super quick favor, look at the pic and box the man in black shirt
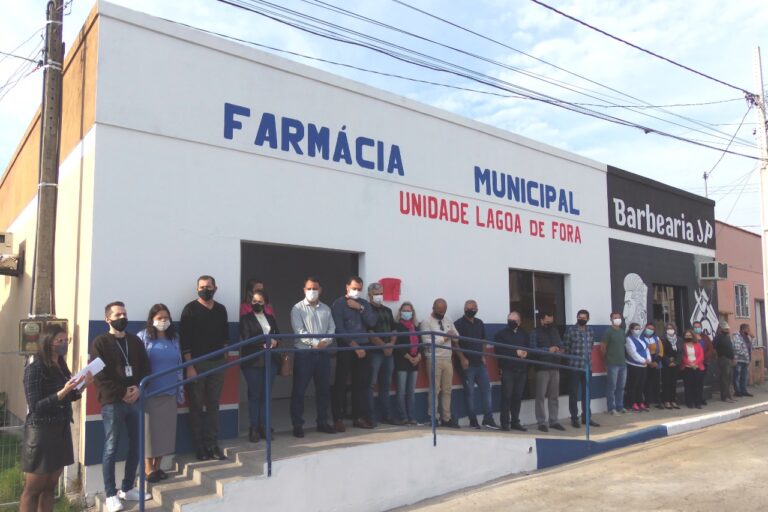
[455,300,499,430]
[180,275,229,460]
[493,311,530,431]
[713,321,736,403]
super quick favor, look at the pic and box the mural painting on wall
[623,273,648,327]
[690,288,718,336]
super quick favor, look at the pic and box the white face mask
[347,289,360,299]
[632,329,642,337]
[400,311,413,321]
[305,290,319,302]
[666,329,675,336]
[153,319,171,332]
[372,294,384,304]
[612,318,622,326]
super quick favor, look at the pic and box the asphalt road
[403,412,768,512]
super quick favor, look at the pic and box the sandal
[671,402,681,409]
[146,471,161,483]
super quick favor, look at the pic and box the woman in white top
[239,291,280,443]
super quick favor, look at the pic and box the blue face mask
[644,329,655,337]
[632,329,642,338]
[401,311,413,321]
[693,327,703,335]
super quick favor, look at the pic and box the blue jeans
[462,365,493,421]
[369,352,394,421]
[606,365,627,412]
[395,370,417,421]
[241,365,276,428]
[290,350,331,427]
[733,362,749,395]
[101,402,140,497]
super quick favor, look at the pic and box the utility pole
[30,0,63,319]
[20,0,66,353]
[754,47,768,346]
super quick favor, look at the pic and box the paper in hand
[74,357,106,390]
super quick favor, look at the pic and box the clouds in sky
[1,0,766,230]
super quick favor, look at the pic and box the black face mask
[577,319,588,327]
[433,312,445,320]
[110,318,128,332]
[508,320,519,330]
[465,310,477,318]
[252,303,264,314]
[198,289,215,301]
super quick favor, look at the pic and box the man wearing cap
[713,321,736,403]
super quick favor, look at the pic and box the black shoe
[538,424,549,433]
[469,417,481,429]
[570,418,581,428]
[744,392,754,397]
[440,418,460,429]
[293,425,305,438]
[501,424,510,432]
[510,423,527,432]
[316,423,336,434]
[550,423,566,431]
[734,392,743,397]
[482,418,501,430]
[209,446,226,460]
[701,400,708,406]
[157,470,169,480]
[248,427,260,443]
[195,447,210,461]
[146,471,161,483]
[582,418,600,427]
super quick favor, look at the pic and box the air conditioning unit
[0,232,11,255]
[699,261,728,280]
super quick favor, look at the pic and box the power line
[0,50,42,64]
[702,107,753,183]
[390,0,756,146]
[529,0,755,98]
[212,0,760,160]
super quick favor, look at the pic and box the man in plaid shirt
[562,309,600,428]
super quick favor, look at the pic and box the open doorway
[238,241,359,431]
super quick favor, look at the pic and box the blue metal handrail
[136,329,594,509]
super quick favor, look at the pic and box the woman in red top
[680,329,704,409]
[394,302,422,425]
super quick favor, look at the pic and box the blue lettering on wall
[223,102,405,176]
[473,166,580,216]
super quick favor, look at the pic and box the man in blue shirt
[454,300,499,430]
[331,276,379,430]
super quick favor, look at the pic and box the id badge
[125,365,133,377]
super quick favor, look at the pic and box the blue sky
[1,0,766,232]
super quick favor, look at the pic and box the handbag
[280,353,293,376]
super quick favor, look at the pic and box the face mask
[305,290,319,302]
[632,329,642,337]
[400,311,413,321]
[465,310,477,318]
[644,329,655,337]
[198,289,215,301]
[684,337,693,342]
[693,327,703,334]
[577,319,588,326]
[612,318,622,326]
[372,294,384,304]
[347,289,360,299]
[666,329,675,336]
[153,319,171,332]
[54,343,68,357]
[110,317,128,332]
[433,312,445,320]
[252,303,264,314]
[508,320,519,330]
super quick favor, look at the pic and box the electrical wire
[529,0,755,98]
[214,0,760,160]
[702,108,753,182]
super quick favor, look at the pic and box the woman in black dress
[20,325,92,512]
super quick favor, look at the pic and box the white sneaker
[105,495,124,512]
[118,488,152,501]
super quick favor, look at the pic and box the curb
[535,400,768,470]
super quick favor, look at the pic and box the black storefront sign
[607,166,716,249]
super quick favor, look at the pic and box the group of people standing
[19,272,759,512]
[602,314,756,415]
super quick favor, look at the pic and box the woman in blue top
[137,304,184,483]
[625,323,651,412]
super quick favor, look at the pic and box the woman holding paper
[137,304,184,483]
[21,324,92,512]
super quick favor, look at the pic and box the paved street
[403,412,768,511]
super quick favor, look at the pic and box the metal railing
[137,331,590,510]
